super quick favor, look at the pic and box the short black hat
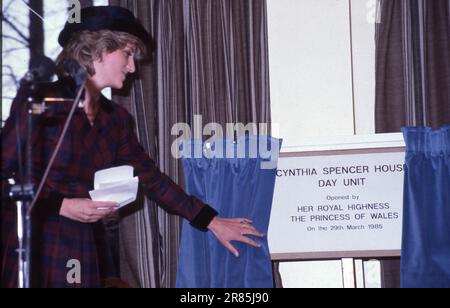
[58,6,151,48]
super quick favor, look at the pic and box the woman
[1,6,262,288]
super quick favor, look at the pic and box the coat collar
[59,78,115,115]
[98,95,114,114]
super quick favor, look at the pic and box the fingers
[226,235,262,258]
[239,236,262,248]
[61,198,120,223]
[231,218,253,225]
[241,218,253,224]
[237,221,264,249]
[83,209,112,223]
[240,225,264,237]
[90,201,120,210]
[236,219,264,238]
[224,242,239,258]
[211,216,266,257]
[83,201,118,223]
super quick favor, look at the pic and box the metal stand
[11,194,33,288]
[8,69,86,288]
[341,258,357,288]
[9,94,36,288]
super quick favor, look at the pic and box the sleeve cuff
[190,203,218,232]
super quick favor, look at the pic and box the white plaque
[269,148,405,260]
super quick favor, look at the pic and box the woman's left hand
[207,216,264,257]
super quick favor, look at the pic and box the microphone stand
[9,75,40,289]
[10,71,86,288]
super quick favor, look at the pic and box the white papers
[89,165,139,208]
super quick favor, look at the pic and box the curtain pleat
[375,0,450,288]
[110,0,271,288]
[375,0,450,133]
[401,125,450,288]
[183,0,271,127]
[176,137,281,288]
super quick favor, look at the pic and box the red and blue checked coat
[1,80,217,288]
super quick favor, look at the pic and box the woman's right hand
[59,198,119,223]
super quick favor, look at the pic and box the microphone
[24,59,88,115]
[25,55,56,83]
[63,59,88,89]
[15,55,56,114]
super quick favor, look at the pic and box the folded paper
[89,165,139,208]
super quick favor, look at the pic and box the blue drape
[401,125,450,288]
[176,136,281,288]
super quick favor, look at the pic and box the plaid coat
[1,80,217,288]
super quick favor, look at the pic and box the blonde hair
[56,30,147,77]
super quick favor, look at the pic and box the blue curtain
[401,125,450,288]
[176,136,281,288]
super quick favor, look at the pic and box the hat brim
[58,16,151,49]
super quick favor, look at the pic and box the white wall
[267,0,379,288]
[268,0,376,144]
[268,0,355,146]
[351,0,377,134]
